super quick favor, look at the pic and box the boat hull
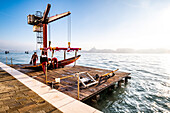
[23,55,81,70]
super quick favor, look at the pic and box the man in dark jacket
[31,52,38,65]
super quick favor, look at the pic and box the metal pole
[74,50,77,67]
[11,58,12,65]
[51,50,54,58]
[45,63,47,84]
[6,57,7,64]
[64,50,66,60]
[48,12,51,47]
[43,24,47,55]
[77,73,80,100]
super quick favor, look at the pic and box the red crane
[27,4,81,68]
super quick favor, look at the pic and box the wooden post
[11,58,12,65]
[77,73,80,100]
[6,57,7,64]
[118,81,121,87]
[74,50,77,67]
[118,80,124,87]
[125,76,131,84]
[64,50,66,60]
[125,77,128,84]
[45,63,47,84]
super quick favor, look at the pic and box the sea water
[0,52,169,113]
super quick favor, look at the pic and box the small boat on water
[25,51,29,54]
[5,51,9,54]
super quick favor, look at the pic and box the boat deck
[11,64,131,101]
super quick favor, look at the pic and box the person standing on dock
[40,51,48,74]
[31,52,38,65]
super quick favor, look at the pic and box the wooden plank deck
[1,62,102,113]
[11,64,131,101]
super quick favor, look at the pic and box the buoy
[51,57,58,69]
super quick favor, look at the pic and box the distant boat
[5,51,9,54]
[25,51,29,54]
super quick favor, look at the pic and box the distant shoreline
[1,47,170,54]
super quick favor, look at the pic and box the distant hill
[81,47,115,53]
[81,47,170,54]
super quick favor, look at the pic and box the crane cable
[68,15,71,48]
[48,12,54,58]
[48,12,51,47]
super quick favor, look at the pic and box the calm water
[0,52,169,113]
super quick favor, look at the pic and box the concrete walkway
[0,68,61,113]
[0,62,102,113]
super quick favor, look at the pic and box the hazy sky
[0,0,170,51]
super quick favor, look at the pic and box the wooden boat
[22,55,81,70]
[58,55,81,67]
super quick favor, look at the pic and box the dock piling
[118,80,124,87]
[125,77,128,83]
[118,81,121,87]
[125,76,131,84]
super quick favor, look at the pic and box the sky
[0,0,170,51]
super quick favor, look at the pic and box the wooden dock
[11,64,131,101]
[0,62,102,113]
